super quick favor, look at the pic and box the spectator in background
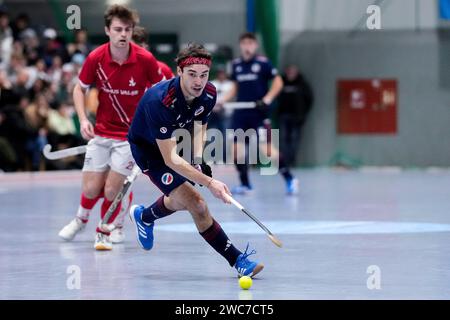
[276,65,313,167]
[24,93,49,170]
[0,117,17,172]
[0,8,13,71]
[8,51,39,91]
[54,62,77,103]
[0,93,36,171]
[11,13,31,41]
[42,28,68,66]
[21,28,41,65]
[7,52,26,84]
[35,58,50,82]
[48,55,63,85]
[0,68,17,171]
[67,28,92,57]
[70,52,85,76]
[48,101,76,137]
[47,101,84,170]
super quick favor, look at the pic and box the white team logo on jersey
[160,127,167,134]
[251,63,261,73]
[129,77,136,87]
[194,106,204,116]
[236,66,242,73]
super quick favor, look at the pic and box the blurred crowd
[0,9,92,172]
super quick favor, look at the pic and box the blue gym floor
[1,167,450,299]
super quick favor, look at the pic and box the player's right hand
[207,179,232,204]
[80,119,95,140]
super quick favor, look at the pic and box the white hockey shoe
[94,232,113,251]
[58,218,86,241]
[110,227,125,244]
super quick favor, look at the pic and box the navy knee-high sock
[279,156,293,181]
[235,163,250,187]
[142,196,175,224]
[200,219,242,266]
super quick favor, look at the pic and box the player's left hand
[255,100,270,113]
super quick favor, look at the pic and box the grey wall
[282,30,450,167]
[280,0,439,33]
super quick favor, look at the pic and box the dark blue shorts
[231,110,265,131]
[129,141,189,196]
[231,110,272,144]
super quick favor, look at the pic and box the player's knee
[187,195,208,216]
[82,184,102,199]
[103,185,119,201]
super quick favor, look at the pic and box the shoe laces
[240,243,257,263]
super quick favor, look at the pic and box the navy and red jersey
[78,42,164,140]
[230,54,278,102]
[128,76,216,164]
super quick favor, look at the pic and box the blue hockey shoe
[129,204,154,251]
[234,243,264,277]
[286,177,299,195]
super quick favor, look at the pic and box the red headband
[178,57,211,69]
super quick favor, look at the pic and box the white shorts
[82,136,135,176]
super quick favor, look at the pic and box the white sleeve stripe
[79,79,91,89]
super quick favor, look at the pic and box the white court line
[157,220,450,235]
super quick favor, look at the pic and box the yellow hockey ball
[239,276,252,290]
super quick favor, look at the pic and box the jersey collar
[240,54,256,64]
[106,42,138,66]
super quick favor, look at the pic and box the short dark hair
[132,26,148,45]
[175,43,212,69]
[104,5,139,28]
[239,32,257,42]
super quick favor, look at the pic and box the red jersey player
[58,5,164,250]
[105,25,175,231]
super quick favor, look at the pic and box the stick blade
[268,234,283,248]
[42,144,54,159]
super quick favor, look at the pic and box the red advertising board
[337,79,397,134]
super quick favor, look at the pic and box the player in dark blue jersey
[128,43,264,278]
[219,32,298,195]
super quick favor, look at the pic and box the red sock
[77,191,104,223]
[96,198,122,234]
[80,190,104,209]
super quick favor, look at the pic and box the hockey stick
[43,144,87,160]
[223,102,256,110]
[99,165,141,232]
[226,195,283,248]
